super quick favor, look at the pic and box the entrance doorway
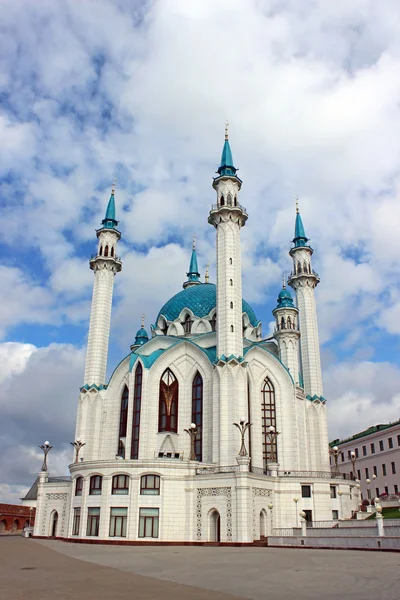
[259,509,268,538]
[51,511,58,537]
[209,510,221,542]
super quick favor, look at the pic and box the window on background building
[365,467,369,479]
[303,510,312,522]
[89,475,102,495]
[347,450,351,460]
[72,508,80,535]
[158,368,178,433]
[109,508,127,537]
[384,486,389,495]
[118,385,129,440]
[391,462,396,475]
[330,486,337,499]
[340,452,344,462]
[373,465,377,476]
[376,487,380,497]
[117,439,125,459]
[355,448,359,458]
[371,443,375,454]
[112,475,129,495]
[362,446,367,456]
[75,476,83,496]
[131,363,143,460]
[388,438,393,449]
[379,440,384,452]
[397,434,400,446]
[332,510,339,520]
[301,485,311,498]
[262,378,277,466]
[192,372,203,461]
[140,475,160,495]
[357,469,361,480]
[394,485,399,494]
[138,508,159,538]
[382,464,387,476]
[86,508,100,536]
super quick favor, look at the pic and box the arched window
[112,474,129,495]
[287,316,292,329]
[119,385,129,439]
[104,245,109,257]
[261,378,277,467]
[192,372,203,461]
[159,369,178,433]
[75,476,83,496]
[227,193,232,206]
[234,196,237,206]
[99,246,103,256]
[230,325,234,332]
[140,474,160,495]
[230,302,233,309]
[184,314,193,334]
[117,439,125,459]
[229,258,233,264]
[230,279,233,286]
[111,246,115,257]
[89,475,102,495]
[210,314,217,332]
[303,261,307,272]
[280,316,285,329]
[220,195,225,206]
[297,261,301,273]
[131,363,143,459]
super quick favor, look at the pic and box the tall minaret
[84,182,122,387]
[272,276,300,384]
[208,124,248,359]
[287,202,323,397]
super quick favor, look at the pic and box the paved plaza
[1,537,400,600]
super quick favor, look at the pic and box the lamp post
[338,490,343,519]
[366,478,371,501]
[233,418,252,457]
[329,445,340,476]
[293,498,299,527]
[70,439,86,463]
[29,506,34,528]
[299,510,307,536]
[350,450,357,480]
[266,425,280,463]
[267,503,274,533]
[39,441,53,472]
[184,423,201,461]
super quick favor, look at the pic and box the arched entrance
[209,510,221,542]
[11,519,19,533]
[260,510,268,539]
[0,519,6,533]
[50,511,58,537]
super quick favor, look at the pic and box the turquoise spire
[134,315,149,346]
[292,198,309,247]
[183,235,201,288]
[101,179,118,229]
[275,275,295,309]
[217,121,238,177]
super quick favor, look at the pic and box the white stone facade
[33,136,357,543]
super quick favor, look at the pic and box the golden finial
[225,120,229,140]
[111,177,117,195]
[192,233,196,250]
[141,314,145,328]
[205,261,210,284]
[282,274,286,289]
[295,196,299,214]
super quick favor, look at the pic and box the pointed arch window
[99,246,103,256]
[220,195,225,206]
[210,314,217,332]
[192,372,203,461]
[111,247,115,257]
[131,363,143,459]
[261,378,277,467]
[159,369,178,433]
[119,386,129,438]
[227,193,232,206]
[184,314,193,334]
[104,245,109,257]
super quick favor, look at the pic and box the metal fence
[47,476,71,483]
[196,465,239,475]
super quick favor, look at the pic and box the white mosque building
[33,129,357,543]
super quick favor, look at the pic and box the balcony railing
[196,465,239,475]
[90,254,121,261]
[278,470,352,480]
[210,203,247,213]
[48,476,72,483]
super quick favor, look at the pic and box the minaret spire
[183,235,201,289]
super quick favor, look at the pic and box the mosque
[33,128,356,543]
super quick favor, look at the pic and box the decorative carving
[252,488,272,539]
[41,493,68,536]
[196,487,232,542]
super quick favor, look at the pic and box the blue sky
[1,0,400,501]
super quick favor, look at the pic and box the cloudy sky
[1,0,400,502]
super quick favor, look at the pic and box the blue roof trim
[102,192,118,229]
[306,394,327,403]
[156,283,259,327]
[80,383,108,392]
[129,340,218,372]
[293,211,309,247]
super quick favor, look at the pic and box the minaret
[208,124,248,358]
[183,235,201,289]
[287,201,323,397]
[272,276,300,384]
[83,181,122,387]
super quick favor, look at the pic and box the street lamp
[267,503,274,533]
[293,498,299,526]
[29,506,34,528]
[184,423,201,461]
[338,490,343,519]
[39,441,53,472]
[233,418,252,457]
[266,425,280,463]
[70,439,86,463]
[366,478,371,500]
[350,450,357,479]
[329,446,340,476]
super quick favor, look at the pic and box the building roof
[21,476,39,501]
[275,286,295,309]
[293,210,309,248]
[330,418,400,446]
[156,282,259,327]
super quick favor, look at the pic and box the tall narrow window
[99,246,103,256]
[229,258,233,264]
[86,508,100,536]
[192,372,203,461]
[72,508,81,536]
[111,246,115,257]
[75,476,83,496]
[230,302,233,309]
[184,314,193,334]
[104,245,109,257]
[89,475,102,495]
[211,314,217,331]
[138,508,159,538]
[109,508,127,537]
[261,378,277,467]
[230,279,233,286]
[159,369,178,432]
[119,386,129,438]
[220,195,225,206]
[131,363,143,459]
[117,439,125,458]
[230,325,234,332]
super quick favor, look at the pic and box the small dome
[134,326,149,346]
[156,283,259,327]
[276,287,295,309]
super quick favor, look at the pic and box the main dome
[156,283,259,327]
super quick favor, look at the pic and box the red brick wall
[0,504,35,533]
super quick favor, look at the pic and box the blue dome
[134,326,149,346]
[276,287,295,309]
[156,283,259,327]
